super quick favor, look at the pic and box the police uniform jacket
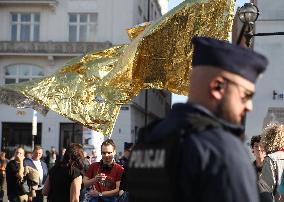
[146,103,259,202]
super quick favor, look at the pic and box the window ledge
[0,41,113,56]
[0,0,58,9]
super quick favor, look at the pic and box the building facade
[0,0,170,157]
[245,0,284,138]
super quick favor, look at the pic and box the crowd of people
[6,35,284,202]
[5,145,59,202]
[250,124,284,202]
[2,139,131,202]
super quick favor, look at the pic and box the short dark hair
[250,135,261,148]
[33,145,43,152]
[101,139,116,151]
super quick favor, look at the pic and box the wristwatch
[98,192,103,197]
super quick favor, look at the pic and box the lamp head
[238,3,259,24]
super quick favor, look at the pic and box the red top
[85,162,124,192]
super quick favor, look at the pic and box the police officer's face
[217,77,255,125]
[101,144,116,165]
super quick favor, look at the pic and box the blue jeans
[117,192,128,202]
[90,196,117,202]
[80,187,88,202]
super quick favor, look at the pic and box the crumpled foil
[0,0,235,135]
[127,22,150,41]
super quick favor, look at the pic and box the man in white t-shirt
[24,146,48,202]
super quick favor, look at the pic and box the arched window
[4,64,44,84]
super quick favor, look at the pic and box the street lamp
[237,3,284,47]
[237,3,259,47]
[144,0,151,127]
[238,3,259,24]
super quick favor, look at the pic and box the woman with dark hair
[42,143,84,202]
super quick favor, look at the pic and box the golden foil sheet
[127,22,150,41]
[0,0,235,135]
[261,123,284,153]
[104,0,235,102]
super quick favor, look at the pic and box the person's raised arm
[83,175,97,188]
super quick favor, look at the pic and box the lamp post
[32,110,37,151]
[144,0,151,127]
[237,3,284,47]
[237,3,259,47]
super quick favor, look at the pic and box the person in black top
[6,146,25,202]
[250,135,266,176]
[59,147,66,161]
[128,37,268,202]
[118,142,133,168]
[42,143,84,202]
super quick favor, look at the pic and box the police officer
[128,37,268,202]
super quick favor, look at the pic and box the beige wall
[245,0,284,138]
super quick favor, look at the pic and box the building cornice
[0,41,112,56]
[0,0,58,9]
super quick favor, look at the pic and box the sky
[169,0,249,104]
[168,0,249,11]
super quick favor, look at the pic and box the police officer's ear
[210,77,226,100]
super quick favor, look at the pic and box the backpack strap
[272,159,278,196]
[266,156,279,196]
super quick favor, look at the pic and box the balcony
[0,0,57,9]
[0,41,113,56]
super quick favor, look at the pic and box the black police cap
[192,37,268,83]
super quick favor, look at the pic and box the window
[2,123,42,158]
[69,13,97,42]
[4,64,44,84]
[121,106,129,110]
[11,13,40,41]
[60,123,82,150]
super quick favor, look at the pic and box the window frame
[4,64,44,84]
[11,12,40,41]
[68,13,98,42]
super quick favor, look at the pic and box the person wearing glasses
[127,37,268,202]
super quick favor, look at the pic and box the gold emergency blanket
[0,0,235,135]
